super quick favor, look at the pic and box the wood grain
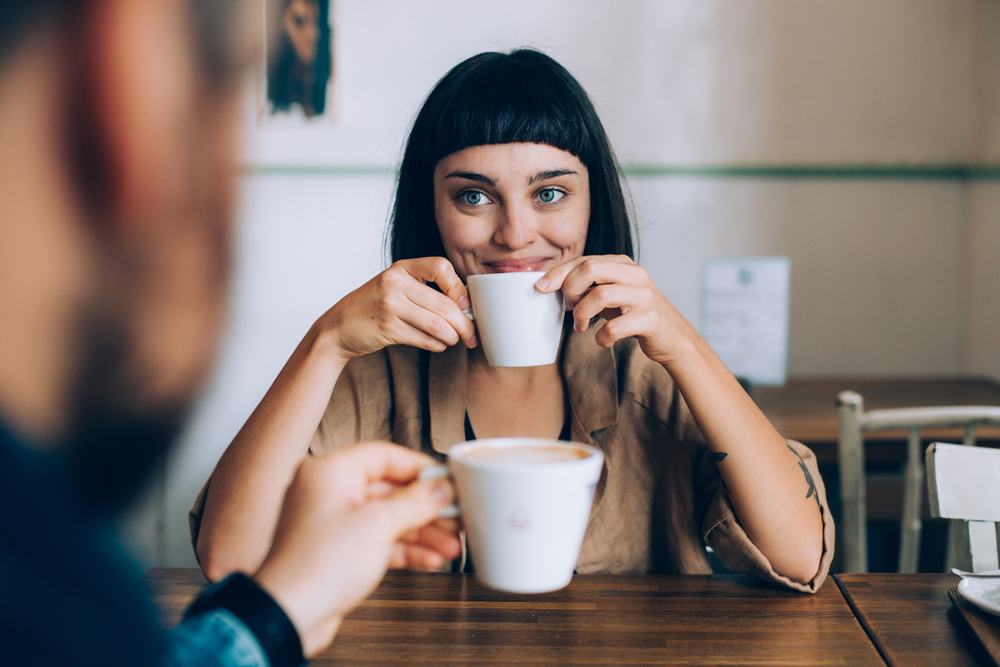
[949,587,1000,665]
[144,568,882,665]
[835,573,996,667]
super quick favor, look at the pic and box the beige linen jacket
[191,325,834,593]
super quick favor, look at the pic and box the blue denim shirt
[164,610,271,667]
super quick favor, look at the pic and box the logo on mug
[508,509,532,531]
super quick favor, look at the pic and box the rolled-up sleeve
[699,439,835,594]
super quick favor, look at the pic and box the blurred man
[0,0,459,664]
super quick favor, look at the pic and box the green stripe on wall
[623,164,1000,180]
[242,163,1000,180]
[243,165,394,176]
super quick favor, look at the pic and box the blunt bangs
[419,51,595,171]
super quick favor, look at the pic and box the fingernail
[535,277,549,291]
[418,465,449,480]
[467,335,478,348]
[458,294,470,308]
[575,319,585,333]
[432,480,453,504]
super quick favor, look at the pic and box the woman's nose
[493,204,537,249]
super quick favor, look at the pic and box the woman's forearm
[197,321,348,580]
[663,333,824,585]
[195,258,475,581]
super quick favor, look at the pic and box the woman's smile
[483,256,553,273]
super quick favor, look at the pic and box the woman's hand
[321,257,477,363]
[535,255,698,367]
[540,256,824,585]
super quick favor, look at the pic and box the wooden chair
[837,391,1000,573]
[927,443,1000,573]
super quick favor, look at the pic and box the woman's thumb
[377,477,455,537]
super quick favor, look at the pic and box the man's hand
[252,443,460,657]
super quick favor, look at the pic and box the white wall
[965,183,1000,379]
[249,0,982,167]
[632,177,968,376]
[976,0,1000,163]
[964,0,1000,380]
[118,0,1000,569]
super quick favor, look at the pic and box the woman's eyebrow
[444,171,497,187]
[528,169,578,184]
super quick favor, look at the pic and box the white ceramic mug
[421,438,603,594]
[464,271,564,367]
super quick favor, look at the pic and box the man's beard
[64,272,196,514]
[65,375,189,515]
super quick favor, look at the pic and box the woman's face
[283,0,320,66]
[433,143,590,280]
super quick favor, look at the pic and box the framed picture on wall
[254,0,336,126]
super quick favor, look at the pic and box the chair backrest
[837,391,1000,573]
[927,443,1000,573]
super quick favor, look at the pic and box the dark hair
[388,49,634,264]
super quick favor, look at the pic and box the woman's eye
[538,188,565,204]
[461,191,490,206]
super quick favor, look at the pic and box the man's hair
[388,49,636,265]
[0,0,241,84]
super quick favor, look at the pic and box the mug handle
[418,464,459,518]
[462,305,475,321]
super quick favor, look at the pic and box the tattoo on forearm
[786,444,820,505]
[712,452,728,462]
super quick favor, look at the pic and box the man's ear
[83,0,197,226]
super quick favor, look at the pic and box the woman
[193,49,832,592]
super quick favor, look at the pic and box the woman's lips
[485,257,552,273]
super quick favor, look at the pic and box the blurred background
[120,0,1000,571]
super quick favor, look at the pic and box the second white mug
[422,438,604,594]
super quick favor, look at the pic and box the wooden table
[755,377,1000,464]
[835,573,997,666]
[144,568,883,665]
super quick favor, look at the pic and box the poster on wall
[253,0,335,127]
[700,257,790,387]
[242,0,340,167]
[265,0,333,120]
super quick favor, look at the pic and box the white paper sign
[700,257,790,386]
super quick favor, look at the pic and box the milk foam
[458,444,589,464]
